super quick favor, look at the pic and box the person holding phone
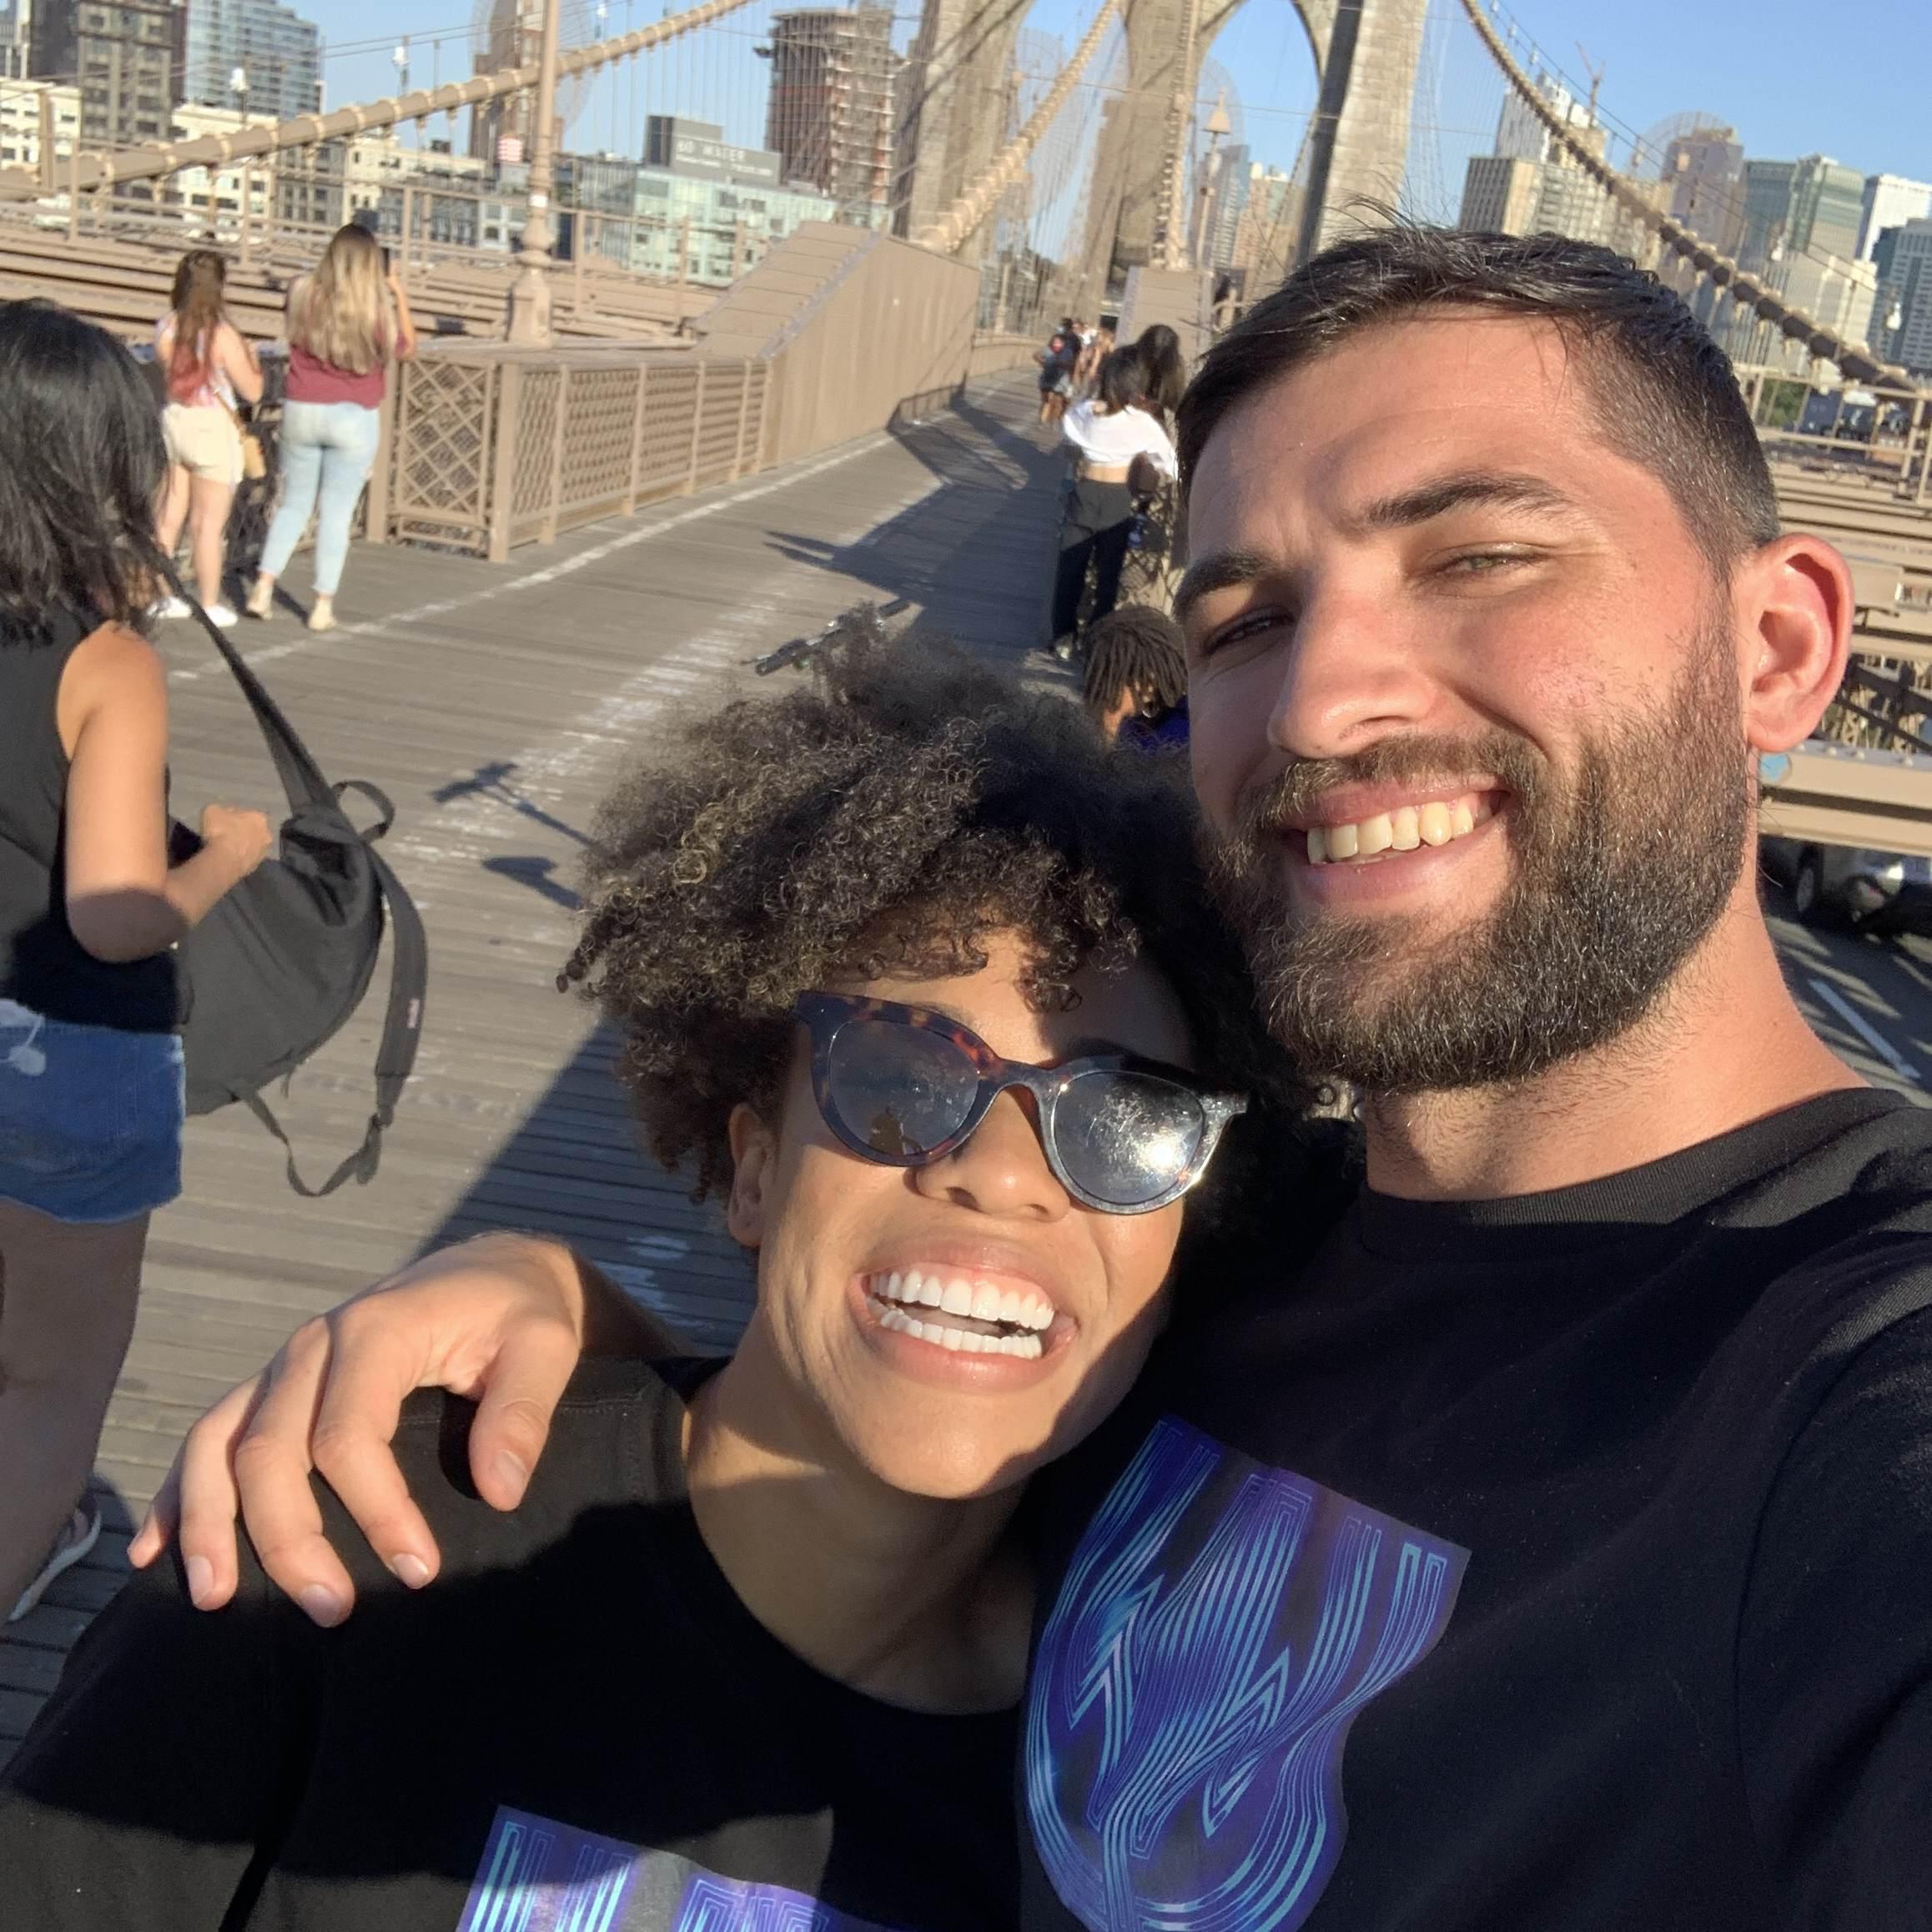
[245,224,417,635]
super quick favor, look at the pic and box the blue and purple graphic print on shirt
[1027,1417,1469,1931]
[457,1808,903,1932]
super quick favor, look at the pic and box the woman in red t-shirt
[245,225,416,635]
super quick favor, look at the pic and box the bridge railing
[385,342,768,560]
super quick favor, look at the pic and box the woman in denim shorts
[0,299,272,1623]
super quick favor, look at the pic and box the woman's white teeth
[865,1268,1054,1359]
[874,1304,1044,1358]
[1306,795,1490,867]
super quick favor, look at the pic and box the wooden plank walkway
[0,373,1070,1759]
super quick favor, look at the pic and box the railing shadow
[762,385,1062,651]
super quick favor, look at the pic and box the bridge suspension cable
[1458,0,1913,389]
[0,0,762,204]
[914,0,1121,258]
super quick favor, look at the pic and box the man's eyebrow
[1350,470,1582,532]
[1174,475,1581,626]
[1174,549,1280,626]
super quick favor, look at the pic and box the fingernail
[184,1556,214,1607]
[492,1451,529,1502]
[388,1552,430,1589]
[298,1584,345,1628]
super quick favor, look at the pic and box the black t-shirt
[1019,1089,1932,1930]
[1,1358,1019,1931]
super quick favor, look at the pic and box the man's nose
[1266,585,1435,762]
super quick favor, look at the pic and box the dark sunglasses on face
[793,993,1248,1215]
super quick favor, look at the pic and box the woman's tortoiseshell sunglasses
[793,994,1247,1215]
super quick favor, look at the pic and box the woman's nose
[912,1089,1068,1220]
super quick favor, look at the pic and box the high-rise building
[1789,153,1864,259]
[1728,245,1880,374]
[762,5,898,220]
[1739,159,1794,268]
[30,0,184,152]
[1225,162,1296,293]
[1,0,31,79]
[1859,174,1932,263]
[1459,153,1542,234]
[1661,125,1744,256]
[0,73,78,171]
[1875,218,1932,375]
[183,0,319,123]
[1195,139,1248,272]
[1493,69,1594,164]
[470,0,548,165]
[1742,154,1864,269]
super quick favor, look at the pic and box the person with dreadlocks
[3,627,1318,1932]
[1081,603,1189,751]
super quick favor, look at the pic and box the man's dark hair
[1178,226,1782,571]
[0,299,166,635]
[561,621,1310,1216]
[1084,604,1187,721]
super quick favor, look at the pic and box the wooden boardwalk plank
[0,375,1068,1750]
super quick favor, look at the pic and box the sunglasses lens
[1053,1071,1207,1207]
[825,1019,979,1159]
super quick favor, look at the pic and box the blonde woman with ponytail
[246,224,416,634]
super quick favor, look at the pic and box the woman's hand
[128,1235,630,1625]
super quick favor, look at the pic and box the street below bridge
[3,370,1926,1761]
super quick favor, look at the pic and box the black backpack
[171,588,428,1195]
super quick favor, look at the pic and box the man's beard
[1205,612,1753,1093]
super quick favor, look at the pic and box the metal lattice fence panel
[559,365,643,521]
[511,365,566,535]
[637,361,703,501]
[390,355,496,551]
[692,362,747,488]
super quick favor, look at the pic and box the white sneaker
[153,596,192,621]
[204,602,240,629]
[8,1503,102,1623]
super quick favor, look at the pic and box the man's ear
[725,1102,777,1250]
[1735,534,1853,754]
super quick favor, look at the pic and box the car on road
[1760,837,1932,936]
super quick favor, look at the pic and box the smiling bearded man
[65,228,1932,1932]
[1206,590,1751,1089]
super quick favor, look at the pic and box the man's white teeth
[1306,795,1490,867]
[864,1270,1055,1359]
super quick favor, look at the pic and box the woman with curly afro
[4,626,1321,1932]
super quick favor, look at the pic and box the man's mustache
[1230,732,1546,838]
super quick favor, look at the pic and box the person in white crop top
[1049,350,1177,657]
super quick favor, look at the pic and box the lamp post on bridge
[507,0,564,346]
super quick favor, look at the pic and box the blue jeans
[259,400,383,596]
[0,1003,184,1222]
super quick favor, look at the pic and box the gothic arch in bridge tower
[1100,0,1431,281]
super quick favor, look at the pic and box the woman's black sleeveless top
[0,606,180,1032]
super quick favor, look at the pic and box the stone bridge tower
[897,0,1431,284]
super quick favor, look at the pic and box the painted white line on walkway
[1808,977,1923,1084]
[171,429,902,687]
[388,485,947,892]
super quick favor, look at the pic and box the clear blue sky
[309,0,1929,200]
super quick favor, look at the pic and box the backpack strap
[174,582,430,1195]
[241,843,427,1197]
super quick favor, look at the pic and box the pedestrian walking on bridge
[0,299,270,1626]
[246,225,416,635]
[153,249,261,628]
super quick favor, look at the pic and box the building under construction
[763,5,898,222]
